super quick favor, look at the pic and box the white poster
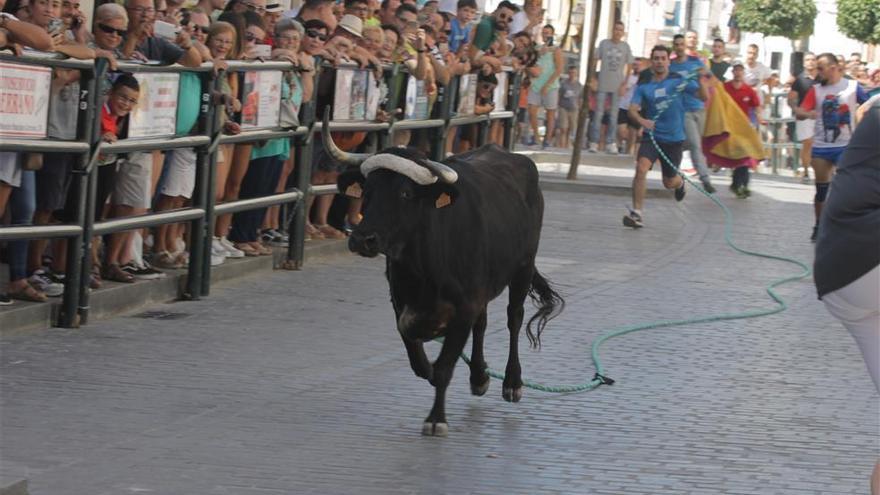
[128,72,180,138]
[404,77,429,120]
[0,62,52,138]
[334,68,379,121]
[458,74,476,115]
[493,71,508,111]
[241,71,283,129]
[365,72,381,121]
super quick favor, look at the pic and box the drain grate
[131,311,191,320]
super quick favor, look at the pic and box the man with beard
[468,0,517,72]
[794,52,869,241]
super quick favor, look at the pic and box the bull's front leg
[401,335,433,381]
[468,308,490,396]
[422,322,470,437]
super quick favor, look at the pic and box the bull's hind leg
[423,318,472,437]
[503,264,534,402]
[469,308,490,396]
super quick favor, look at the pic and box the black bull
[325,127,564,436]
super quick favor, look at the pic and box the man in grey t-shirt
[589,21,632,154]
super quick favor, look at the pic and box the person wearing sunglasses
[180,7,210,45]
[292,0,337,32]
[468,0,517,73]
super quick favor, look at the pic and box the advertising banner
[128,72,180,138]
[0,62,52,138]
[241,70,283,129]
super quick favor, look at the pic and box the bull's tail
[525,270,565,348]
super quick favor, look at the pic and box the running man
[794,52,869,241]
[624,44,709,228]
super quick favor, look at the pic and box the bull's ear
[427,183,459,209]
[337,168,365,198]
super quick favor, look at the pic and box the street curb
[0,240,354,336]
[0,480,28,495]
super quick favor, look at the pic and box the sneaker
[0,293,12,306]
[674,183,686,202]
[810,226,818,242]
[622,209,643,229]
[218,237,245,258]
[261,229,288,246]
[588,143,598,153]
[211,239,228,265]
[211,253,225,266]
[701,180,716,194]
[525,136,537,146]
[122,261,166,280]
[28,269,64,297]
[605,143,618,154]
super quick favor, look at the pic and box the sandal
[316,224,346,240]
[249,242,272,256]
[103,263,135,283]
[8,284,48,303]
[305,224,325,241]
[234,243,259,257]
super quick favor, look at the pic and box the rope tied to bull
[451,70,812,394]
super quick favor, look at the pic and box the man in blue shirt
[669,33,716,194]
[624,44,709,228]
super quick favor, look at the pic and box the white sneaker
[219,237,245,258]
[211,253,225,266]
[28,270,64,297]
[587,143,598,153]
[211,239,228,265]
[606,143,618,154]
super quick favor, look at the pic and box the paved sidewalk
[1,175,877,494]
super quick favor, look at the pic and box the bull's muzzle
[348,230,380,258]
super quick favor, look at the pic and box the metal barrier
[0,52,520,328]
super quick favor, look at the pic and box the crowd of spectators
[1,0,879,306]
[0,0,567,305]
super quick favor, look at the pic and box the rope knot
[593,373,615,386]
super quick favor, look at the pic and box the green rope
[455,71,812,394]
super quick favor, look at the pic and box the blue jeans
[589,91,619,145]
[8,170,36,281]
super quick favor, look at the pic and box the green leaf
[836,0,880,44]
[735,0,817,39]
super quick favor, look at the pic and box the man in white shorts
[789,52,817,181]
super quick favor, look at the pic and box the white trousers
[822,264,880,392]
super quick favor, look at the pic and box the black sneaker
[810,226,818,242]
[0,293,12,306]
[623,210,643,228]
[674,183,686,202]
[122,261,166,280]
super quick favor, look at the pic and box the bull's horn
[423,159,459,184]
[321,107,370,166]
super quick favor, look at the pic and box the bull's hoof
[470,377,490,396]
[502,386,523,403]
[421,421,449,437]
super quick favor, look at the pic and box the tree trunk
[567,0,603,180]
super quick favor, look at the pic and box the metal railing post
[185,69,218,299]
[58,59,103,327]
[503,71,521,151]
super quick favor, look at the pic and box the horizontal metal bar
[764,117,796,124]
[449,115,489,127]
[217,128,308,145]
[223,60,297,72]
[390,119,445,131]
[101,136,211,154]
[213,190,303,215]
[309,184,338,196]
[114,61,215,74]
[0,139,91,154]
[488,111,515,120]
[0,224,82,241]
[1,51,96,70]
[92,209,205,236]
[312,121,390,133]
[762,142,802,149]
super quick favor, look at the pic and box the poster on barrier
[493,71,508,111]
[334,67,378,121]
[404,77,429,120]
[128,72,180,138]
[0,62,52,138]
[458,73,476,115]
[241,70,283,129]
[365,72,381,121]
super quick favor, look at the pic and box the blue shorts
[812,146,846,164]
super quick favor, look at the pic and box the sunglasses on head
[306,29,327,41]
[192,25,209,34]
[97,23,126,36]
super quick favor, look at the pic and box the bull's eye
[400,189,414,201]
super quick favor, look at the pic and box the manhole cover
[131,311,191,320]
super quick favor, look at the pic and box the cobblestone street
[1,174,877,494]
